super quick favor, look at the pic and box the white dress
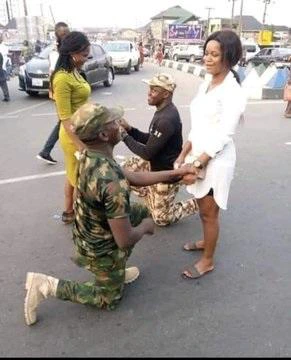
[185,71,246,210]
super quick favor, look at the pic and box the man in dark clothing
[36,22,70,164]
[0,52,10,102]
[120,73,198,226]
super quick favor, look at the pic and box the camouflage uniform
[122,156,198,227]
[56,150,149,310]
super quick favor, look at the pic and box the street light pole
[229,0,237,28]
[205,7,214,38]
[262,0,271,27]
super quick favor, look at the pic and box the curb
[151,58,287,100]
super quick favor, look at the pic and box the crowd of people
[22,27,249,326]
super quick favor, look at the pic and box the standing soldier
[119,73,198,226]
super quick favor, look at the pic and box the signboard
[167,24,202,41]
[258,30,273,46]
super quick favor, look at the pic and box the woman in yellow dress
[51,31,91,223]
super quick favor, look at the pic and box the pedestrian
[138,41,144,68]
[175,30,246,279]
[284,61,291,118]
[50,31,91,224]
[119,73,198,226]
[0,51,10,102]
[24,102,196,326]
[36,22,70,165]
[155,44,164,66]
[21,40,33,63]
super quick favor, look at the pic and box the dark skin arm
[108,217,155,249]
[122,164,196,187]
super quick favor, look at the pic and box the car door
[92,44,108,82]
[82,46,99,85]
[130,42,139,65]
[251,49,267,65]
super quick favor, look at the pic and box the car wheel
[189,55,196,63]
[134,61,140,72]
[103,68,114,87]
[173,54,178,61]
[125,60,131,74]
[26,90,39,96]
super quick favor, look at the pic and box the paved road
[0,62,290,357]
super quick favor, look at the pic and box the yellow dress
[53,70,91,186]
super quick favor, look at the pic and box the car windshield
[38,45,54,59]
[277,48,291,56]
[104,42,130,52]
[243,45,257,52]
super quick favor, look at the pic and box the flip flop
[181,265,214,280]
[183,242,204,252]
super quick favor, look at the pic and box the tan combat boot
[24,272,59,326]
[124,267,140,284]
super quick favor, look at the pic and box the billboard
[168,24,202,41]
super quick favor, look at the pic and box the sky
[26,0,291,29]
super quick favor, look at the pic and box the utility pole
[22,0,29,41]
[49,5,55,25]
[9,0,13,18]
[238,0,244,38]
[5,0,11,22]
[262,0,271,27]
[205,7,214,38]
[229,0,237,28]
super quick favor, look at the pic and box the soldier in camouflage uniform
[120,73,198,227]
[24,103,197,326]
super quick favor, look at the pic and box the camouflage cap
[72,103,124,142]
[142,73,176,92]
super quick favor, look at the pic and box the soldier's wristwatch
[193,160,203,169]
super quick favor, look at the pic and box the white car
[171,44,204,63]
[104,40,140,74]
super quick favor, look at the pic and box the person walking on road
[37,22,70,164]
[24,102,196,326]
[138,42,144,68]
[175,30,246,280]
[284,60,291,118]
[50,31,91,224]
[0,51,10,102]
[119,73,198,226]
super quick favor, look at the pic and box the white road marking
[247,100,284,105]
[0,171,65,186]
[0,115,19,119]
[3,101,48,116]
[32,112,57,117]
[285,142,291,145]
[124,108,136,111]
[101,92,112,96]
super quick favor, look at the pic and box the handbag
[283,84,291,102]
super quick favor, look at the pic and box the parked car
[103,40,140,74]
[18,43,115,96]
[170,44,204,63]
[246,47,291,68]
[239,43,260,66]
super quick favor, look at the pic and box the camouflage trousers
[56,203,149,310]
[122,156,199,227]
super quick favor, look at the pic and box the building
[150,5,199,42]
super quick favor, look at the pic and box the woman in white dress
[175,30,246,279]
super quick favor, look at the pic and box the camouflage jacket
[73,150,131,258]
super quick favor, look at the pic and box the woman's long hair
[50,31,90,89]
[204,30,242,85]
